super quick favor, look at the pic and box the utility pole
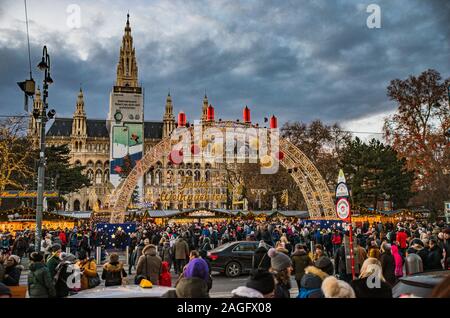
[34,45,55,252]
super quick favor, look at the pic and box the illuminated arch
[106,121,335,223]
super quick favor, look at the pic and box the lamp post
[34,45,55,252]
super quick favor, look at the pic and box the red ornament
[178,112,186,127]
[270,115,278,129]
[113,166,122,173]
[243,106,251,123]
[275,151,284,160]
[207,104,215,121]
[191,144,201,155]
[168,149,183,164]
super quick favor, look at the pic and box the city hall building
[28,15,227,212]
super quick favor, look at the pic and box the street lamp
[34,45,56,252]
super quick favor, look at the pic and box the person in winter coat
[46,244,62,279]
[396,228,408,256]
[58,231,67,250]
[350,258,392,298]
[231,269,275,298]
[368,241,381,259]
[321,276,355,298]
[28,252,56,298]
[268,248,292,298]
[12,235,28,258]
[379,243,396,286]
[391,243,404,279]
[252,241,271,271]
[166,257,210,298]
[134,238,149,264]
[297,265,329,298]
[159,261,172,287]
[173,237,190,275]
[200,237,212,254]
[291,244,312,289]
[334,243,350,282]
[159,241,173,270]
[54,253,77,297]
[407,239,429,269]
[76,251,98,290]
[102,253,127,287]
[427,239,443,270]
[2,255,24,286]
[136,244,162,285]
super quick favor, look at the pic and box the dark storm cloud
[0,0,449,127]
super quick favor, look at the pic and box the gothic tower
[163,92,176,138]
[202,93,209,121]
[115,14,138,87]
[28,87,44,148]
[71,88,87,153]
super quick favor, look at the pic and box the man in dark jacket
[46,244,62,279]
[379,243,396,286]
[427,239,443,270]
[291,244,312,289]
[252,241,271,271]
[28,252,56,298]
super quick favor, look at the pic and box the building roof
[144,121,163,139]
[46,118,163,139]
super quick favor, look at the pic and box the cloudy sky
[0,0,448,139]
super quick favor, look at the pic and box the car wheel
[225,261,241,277]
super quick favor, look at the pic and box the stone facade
[28,15,226,212]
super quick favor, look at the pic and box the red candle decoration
[207,104,215,121]
[178,111,186,127]
[243,106,251,123]
[275,151,284,160]
[270,115,278,129]
[191,144,201,155]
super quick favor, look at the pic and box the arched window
[95,169,102,184]
[103,169,110,183]
[155,170,162,185]
[194,170,201,181]
[87,169,94,181]
[73,200,80,211]
[85,200,91,211]
[205,170,211,181]
[87,161,94,169]
[96,161,102,170]
[74,160,82,167]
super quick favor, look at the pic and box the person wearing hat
[252,240,271,271]
[54,253,77,297]
[46,243,62,278]
[169,257,210,298]
[136,244,162,285]
[28,252,56,298]
[101,253,127,287]
[231,269,275,298]
[2,254,24,286]
[291,244,313,289]
[321,276,355,298]
[268,247,292,298]
[407,238,429,269]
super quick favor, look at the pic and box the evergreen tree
[340,138,415,210]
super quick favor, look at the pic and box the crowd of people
[0,217,449,298]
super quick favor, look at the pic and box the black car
[206,241,264,277]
